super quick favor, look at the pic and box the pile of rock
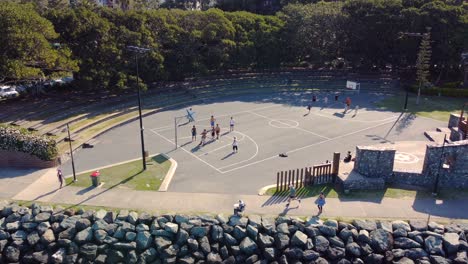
[1,201,467,263]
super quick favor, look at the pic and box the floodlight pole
[66,123,76,182]
[127,45,151,171]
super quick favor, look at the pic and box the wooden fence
[275,152,340,191]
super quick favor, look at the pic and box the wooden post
[332,152,340,182]
[288,170,291,187]
[276,172,279,192]
[300,168,304,188]
[280,172,284,191]
[295,169,300,188]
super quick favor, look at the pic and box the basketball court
[61,90,445,194]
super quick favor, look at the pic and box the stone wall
[389,171,433,188]
[0,150,57,169]
[422,140,468,189]
[1,201,467,264]
[354,146,395,179]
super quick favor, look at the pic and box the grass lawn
[265,184,468,200]
[65,154,171,191]
[377,93,468,121]
[376,92,465,122]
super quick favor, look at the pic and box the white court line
[150,104,280,131]
[248,111,331,140]
[220,117,399,174]
[150,129,223,173]
[197,132,246,157]
[217,131,259,170]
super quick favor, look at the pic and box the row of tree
[0,0,467,91]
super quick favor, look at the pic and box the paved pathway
[10,168,468,221]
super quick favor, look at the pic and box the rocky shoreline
[0,202,467,263]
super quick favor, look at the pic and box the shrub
[0,124,58,161]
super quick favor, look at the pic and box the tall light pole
[66,123,76,182]
[400,27,431,105]
[127,45,150,171]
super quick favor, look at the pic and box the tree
[415,27,432,104]
[0,2,77,83]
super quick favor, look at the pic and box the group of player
[189,113,238,153]
[306,93,359,116]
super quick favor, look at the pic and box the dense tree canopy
[0,0,467,90]
[0,2,77,83]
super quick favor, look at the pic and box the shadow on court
[221,152,236,160]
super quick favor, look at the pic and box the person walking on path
[210,115,216,127]
[323,96,328,105]
[191,125,197,141]
[232,136,238,153]
[316,192,326,214]
[229,117,235,132]
[306,104,312,114]
[286,184,301,208]
[199,129,207,146]
[57,169,63,189]
[215,124,221,139]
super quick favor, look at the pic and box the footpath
[9,168,468,221]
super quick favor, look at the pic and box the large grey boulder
[404,248,428,259]
[75,227,93,244]
[425,235,445,256]
[327,246,346,260]
[128,211,138,224]
[76,218,91,231]
[264,247,277,261]
[319,225,336,237]
[232,226,247,241]
[207,252,222,263]
[165,222,179,234]
[95,229,108,243]
[409,220,427,231]
[276,223,289,234]
[154,236,172,252]
[246,225,258,240]
[393,220,411,232]
[430,255,452,264]
[176,229,189,246]
[199,236,211,254]
[211,225,224,242]
[314,235,330,252]
[190,226,209,238]
[59,227,76,240]
[258,233,274,248]
[32,251,49,263]
[370,229,393,253]
[228,215,248,227]
[394,237,421,249]
[248,215,262,228]
[5,246,20,262]
[223,233,238,246]
[187,238,198,251]
[41,229,55,244]
[291,230,308,247]
[11,230,27,240]
[274,233,290,250]
[353,220,377,231]
[27,231,40,246]
[80,243,98,260]
[240,237,258,255]
[328,236,345,248]
[136,231,152,250]
[34,212,51,222]
[346,242,361,257]
[443,233,459,255]
[140,248,157,262]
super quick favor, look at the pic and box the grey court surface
[61,91,445,194]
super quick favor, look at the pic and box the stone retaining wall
[1,201,467,264]
[0,150,57,169]
[354,146,395,179]
[389,171,433,188]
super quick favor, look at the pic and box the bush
[407,85,468,98]
[0,124,58,161]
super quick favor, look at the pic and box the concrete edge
[257,184,277,196]
[62,153,161,178]
[158,153,178,192]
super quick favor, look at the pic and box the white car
[0,86,19,98]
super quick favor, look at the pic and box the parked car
[0,86,19,98]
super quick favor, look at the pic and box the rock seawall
[1,202,467,264]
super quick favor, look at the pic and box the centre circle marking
[269,119,299,129]
[394,152,419,164]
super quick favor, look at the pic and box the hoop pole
[174,117,178,149]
